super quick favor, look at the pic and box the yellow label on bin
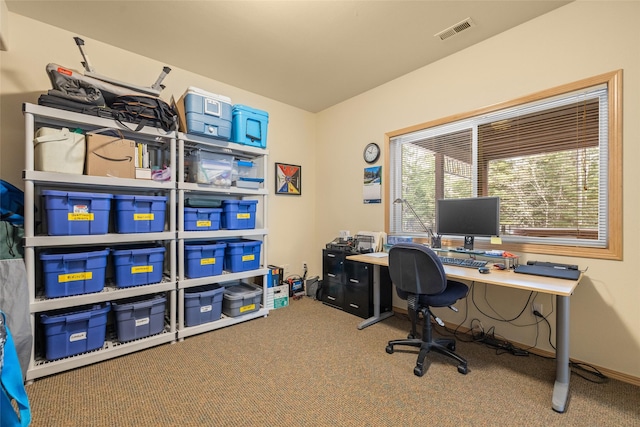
[236,213,251,219]
[240,304,256,313]
[196,220,211,227]
[241,254,255,262]
[59,271,93,283]
[131,265,153,274]
[134,213,154,221]
[201,258,216,265]
[68,213,94,221]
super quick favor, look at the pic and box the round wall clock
[363,142,380,164]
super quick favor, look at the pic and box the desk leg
[358,264,393,330]
[552,295,571,413]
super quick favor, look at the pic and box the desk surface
[346,253,581,297]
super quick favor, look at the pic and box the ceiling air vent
[434,17,475,41]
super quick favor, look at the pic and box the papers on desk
[362,252,388,258]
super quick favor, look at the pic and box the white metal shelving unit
[22,103,178,381]
[176,132,269,340]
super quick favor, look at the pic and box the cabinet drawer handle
[328,254,336,258]
[349,279,359,283]
[328,273,336,278]
[327,296,336,301]
[349,303,359,309]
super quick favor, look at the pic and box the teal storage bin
[231,105,269,148]
[221,200,257,230]
[42,190,112,235]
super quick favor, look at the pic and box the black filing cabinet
[322,249,392,319]
[322,250,345,309]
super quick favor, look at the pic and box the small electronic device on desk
[326,237,357,253]
[451,247,487,255]
[514,261,581,280]
[326,235,375,254]
[483,250,519,269]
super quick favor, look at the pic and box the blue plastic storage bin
[184,207,222,231]
[184,241,227,278]
[113,194,167,233]
[112,294,166,342]
[231,105,269,148]
[224,240,262,273]
[40,248,109,298]
[184,285,224,326]
[221,200,258,230]
[112,245,166,288]
[180,87,232,140]
[40,302,110,360]
[42,190,112,235]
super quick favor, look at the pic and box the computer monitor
[436,197,500,250]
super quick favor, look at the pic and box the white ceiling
[5,0,572,112]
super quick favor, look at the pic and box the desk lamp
[393,198,441,248]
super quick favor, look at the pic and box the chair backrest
[388,243,447,296]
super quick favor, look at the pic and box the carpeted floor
[25,297,640,426]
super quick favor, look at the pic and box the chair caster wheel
[414,366,424,377]
[447,342,456,351]
[407,333,415,339]
[386,345,394,354]
[457,365,468,375]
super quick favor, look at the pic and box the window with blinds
[388,71,622,259]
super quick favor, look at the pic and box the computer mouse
[478,267,490,274]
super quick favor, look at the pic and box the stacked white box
[266,284,289,309]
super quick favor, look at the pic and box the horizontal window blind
[390,84,609,248]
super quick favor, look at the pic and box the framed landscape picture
[275,162,302,195]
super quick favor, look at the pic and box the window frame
[384,70,623,260]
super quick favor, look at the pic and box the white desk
[347,252,582,413]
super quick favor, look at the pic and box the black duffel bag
[111,94,177,132]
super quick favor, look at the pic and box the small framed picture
[275,162,302,195]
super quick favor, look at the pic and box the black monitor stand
[464,236,474,250]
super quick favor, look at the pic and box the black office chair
[385,242,469,376]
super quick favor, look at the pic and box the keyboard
[514,264,581,280]
[439,257,488,269]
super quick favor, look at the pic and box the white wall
[0,12,318,283]
[316,0,640,379]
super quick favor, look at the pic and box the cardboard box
[267,265,282,288]
[85,133,136,178]
[135,168,151,180]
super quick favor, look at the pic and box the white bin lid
[223,283,261,300]
[185,86,231,104]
